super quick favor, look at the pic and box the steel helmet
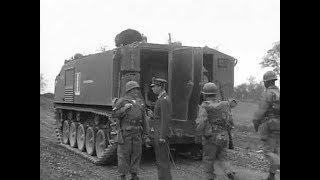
[202,82,218,95]
[125,81,140,92]
[263,71,278,82]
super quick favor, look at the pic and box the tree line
[233,41,280,102]
[233,76,265,102]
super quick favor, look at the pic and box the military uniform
[196,82,235,180]
[252,71,280,180]
[197,100,235,180]
[149,78,173,180]
[112,81,148,180]
[253,85,280,176]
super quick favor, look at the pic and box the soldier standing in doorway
[112,81,149,180]
[252,71,280,180]
[149,77,173,180]
[196,82,235,180]
[199,66,210,105]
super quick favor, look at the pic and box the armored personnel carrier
[54,40,237,165]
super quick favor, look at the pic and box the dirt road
[40,97,279,180]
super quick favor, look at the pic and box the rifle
[114,118,124,145]
[142,106,152,148]
[227,122,234,149]
[252,119,260,132]
[110,117,125,144]
[253,117,269,132]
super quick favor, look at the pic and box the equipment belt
[123,125,142,131]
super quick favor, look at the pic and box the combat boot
[262,172,275,180]
[227,172,235,180]
[130,173,139,180]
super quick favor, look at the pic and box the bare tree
[260,41,280,76]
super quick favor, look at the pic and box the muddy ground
[40,96,279,180]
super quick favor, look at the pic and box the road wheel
[85,126,96,155]
[77,124,86,151]
[62,121,70,144]
[69,122,77,147]
[95,130,109,158]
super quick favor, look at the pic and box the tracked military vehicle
[54,41,237,165]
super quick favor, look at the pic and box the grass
[232,101,259,127]
[231,101,262,151]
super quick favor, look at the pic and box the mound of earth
[41,93,54,99]
[40,94,54,111]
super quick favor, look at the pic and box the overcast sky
[40,0,280,93]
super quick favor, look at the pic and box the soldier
[252,71,280,180]
[149,77,173,180]
[196,82,235,180]
[199,66,210,105]
[112,81,149,180]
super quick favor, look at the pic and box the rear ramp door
[170,48,194,121]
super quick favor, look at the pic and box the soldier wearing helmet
[199,66,210,105]
[196,82,235,180]
[112,80,148,180]
[252,71,280,180]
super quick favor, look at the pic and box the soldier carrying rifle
[196,82,235,180]
[252,71,280,180]
[112,81,149,180]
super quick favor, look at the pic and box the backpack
[202,101,230,146]
[266,89,280,132]
[268,89,280,115]
[204,101,230,131]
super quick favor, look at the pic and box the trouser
[259,118,280,174]
[202,135,232,179]
[154,138,172,180]
[261,136,280,174]
[117,132,142,175]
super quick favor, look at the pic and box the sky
[40,0,280,93]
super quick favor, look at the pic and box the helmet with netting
[125,81,140,92]
[202,82,218,95]
[263,71,278,82]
